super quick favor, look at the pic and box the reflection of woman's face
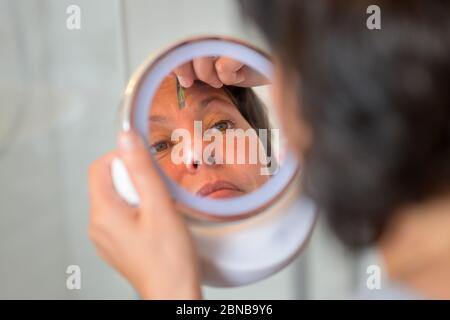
[148,75,268,199]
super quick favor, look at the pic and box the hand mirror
[112,36,317,287]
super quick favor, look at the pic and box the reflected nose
[184,146,202,173]
[184,141,218,173]
[186,158,201,173]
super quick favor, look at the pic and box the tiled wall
[0,0,358,299]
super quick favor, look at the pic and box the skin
[88,59,271,299]
[379,194,450,299]
[148,75,268,199]
[89,52,450,299]
[173,56,269,89]
[88,134,202,299]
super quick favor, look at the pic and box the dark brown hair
[238,0,450,248]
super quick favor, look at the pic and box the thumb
[117,130,170,210]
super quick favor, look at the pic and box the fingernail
[178,76,192,88]
[118,130,136,152]
[235,73,245,84]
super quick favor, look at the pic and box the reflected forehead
[149,80,236,125]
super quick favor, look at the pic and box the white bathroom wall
[0,0,133,299]
[0,0,360,299]
[120,0,307,300]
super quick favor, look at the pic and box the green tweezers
[176,77,186,109]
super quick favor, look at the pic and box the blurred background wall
[0,0,362,299]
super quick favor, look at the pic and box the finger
[231,66,271,87]
[214,57,245,85]
[192,57,223,88]
[173,62,196,88]
[117,130,171,211]
[88,151,131,211]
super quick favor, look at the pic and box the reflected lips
[196,181,243,199]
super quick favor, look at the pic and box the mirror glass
[147,56,287,199]
[128,38,298,216]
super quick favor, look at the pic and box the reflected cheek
[155,157,185,184]
[218,135,260,163]
[223,163,266,193]
[156,157,202,193]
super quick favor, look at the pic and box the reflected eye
[211,120,234,132]
[150,141,170,154]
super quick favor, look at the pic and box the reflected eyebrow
[148,114,169,123]
[148,95,233,123]
[200,95,233,109]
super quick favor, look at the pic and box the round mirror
[115,36,316,287]
[120,37,298,219]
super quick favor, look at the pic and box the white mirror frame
[119,37,299,217]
